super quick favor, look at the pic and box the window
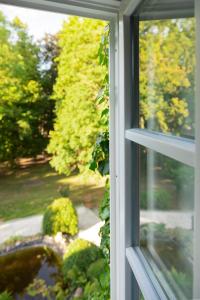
[140,146,194,299]
[124,0,200,299]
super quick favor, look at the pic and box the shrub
[83,263,110,300]
[43,198,78,236]
[154,188,172,209]
[87,259,107,280]
[141,188,172,210]
[62,239,103,287]
[0,292,13,300]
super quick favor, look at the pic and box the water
[0,246,61,299]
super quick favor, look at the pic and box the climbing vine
[89,24,110,298]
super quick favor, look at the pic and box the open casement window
[122,0,200,299]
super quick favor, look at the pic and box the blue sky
[0,4,68,40]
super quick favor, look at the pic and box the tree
[47,17,107,175]
[140,18,195,137]
[0,12,55,164]
[39,33,60,96]
[139,19,195,197]
[38,34,60,139]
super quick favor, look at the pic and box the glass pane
[140,146,194,299]
[139,17,195,138]
[140,291,145,300]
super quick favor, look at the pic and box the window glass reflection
[139,18,195,138]
[140,146,194,299]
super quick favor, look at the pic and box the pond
[0,246,61,299]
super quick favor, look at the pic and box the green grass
[0,162,105,221]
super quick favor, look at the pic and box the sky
[0,4,68,40]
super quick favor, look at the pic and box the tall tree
[38,34,60,139]
[0,12,55,164]
[47,17,106,175]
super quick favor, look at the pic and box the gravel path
[0,206,102,245]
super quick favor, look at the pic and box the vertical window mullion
[131,15,140,247]
[130,15,140,299]
[194,0,200,298]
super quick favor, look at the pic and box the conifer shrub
[62,239,103,286]
[43,198,78,236]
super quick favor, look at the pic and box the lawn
[0,158,105,221]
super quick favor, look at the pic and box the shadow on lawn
[0,158,105,221]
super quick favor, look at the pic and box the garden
[0,8,110,300]
[0,195,110,300]
[0,5,196,300]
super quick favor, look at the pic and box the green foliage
[83,260,110,300]
[87,258,107,280]
[0,162,103,221]
[140,19,195,136]
[90,132,109,176]
[89,24,110,262]
[89,25,110,300]
[0,12,54,163]
[40,33,59,97]
[89,26,109,177]
[141,188,172,210]
[0,292,13,300]
[26,278,67,300]
[170,267,192,297]
[26,255,109,300]
[42,197,78,236]
[47,17,107,175]
[27,278,52,300]
[99,182,110,262]
[62,239,103,282]
[140,223,169,246]
[62,239,103,296]
[140,223,193,258]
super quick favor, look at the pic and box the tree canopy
[140,18,195,138]
[0,12,195,173]
[47,17,107,175]
[0,12,55,164]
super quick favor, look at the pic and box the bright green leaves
[0,11,55,163]
[89,131,109,177]
[47,17,107,175]
[89,24,110,299]
[99,182,110,262]
[139,18,195,136]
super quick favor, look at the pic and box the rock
[54,232,63,243]
[73,287,83,298]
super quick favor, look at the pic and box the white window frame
[117,1,200,299]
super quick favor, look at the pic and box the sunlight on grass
[0,162,105,221]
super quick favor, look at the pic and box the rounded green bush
[87,258,107,280]
[62,239,103,284]
[42,198,78,236]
